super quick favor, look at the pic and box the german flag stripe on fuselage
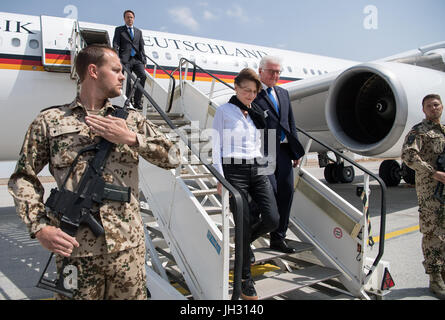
[44,49,71,65]
[0,53,44,71]
[0,53,299,85]
[144,64,298,84]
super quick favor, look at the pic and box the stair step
[167,136,210,144]
[256,265,342,300]
[254,241,314,263]
[229,241,314,268]
[180,173,214,180]
[145,224,164,239]
[286,239,315,252]
[203,206,222,215]
[146,112,184,119]
[160,127,192,133]
[150,119,191,126]
[191,188,218,196]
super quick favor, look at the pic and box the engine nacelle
[326,62,445,157]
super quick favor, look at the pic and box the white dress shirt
[212,102,263,177]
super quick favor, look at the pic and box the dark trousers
[223,162,279,279]
[268,143,294,242]
[124,57,147,108]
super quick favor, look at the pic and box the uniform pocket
[426,132,445,154]
[49,125,82,168]
[432,137,445,154]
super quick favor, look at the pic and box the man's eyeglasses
[264,69,282,75]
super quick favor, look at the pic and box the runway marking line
[372,225,420,243]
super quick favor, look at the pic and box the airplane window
[287,66,292,73]
[252,62,258,69]
[165,52,172,60]
[29,39,39,49]
[310,69,315,75]
[324,71,328,74]
[152,51,159,59]
[318,70,322,75]
[202,57,207,64]
[242,61,248,67]
[11,38,21,47]
[303,68,308,74]
[233,61,239,67]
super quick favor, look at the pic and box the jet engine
[326,62,445,185]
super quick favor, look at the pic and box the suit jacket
[254,86,305,160]
[112,25,146,65]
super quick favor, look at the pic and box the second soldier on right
[401,94,445,299]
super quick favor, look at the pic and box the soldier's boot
[429,273,445,299]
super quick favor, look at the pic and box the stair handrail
[122,64,244,300]
[179,57,235,90]
[165,58,235,113]
[125,42,177,113]
[295,126,387,281]
[171,59,387,284]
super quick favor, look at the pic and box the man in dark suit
[254,56,305,253]
[112,10,147,109]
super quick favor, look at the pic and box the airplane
[1,11,445,187]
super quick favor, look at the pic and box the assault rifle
[36,79,140,298]
[434,148,445,204]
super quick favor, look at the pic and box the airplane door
[40,15,75,72]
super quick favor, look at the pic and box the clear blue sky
[2,0,445,61]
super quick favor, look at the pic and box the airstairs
[121,58,392,300]
[46,16,392,300]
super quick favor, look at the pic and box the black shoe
[249,246,255,265]
[270,240,295,254]
[241,278,258,300]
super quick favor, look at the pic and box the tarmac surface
[0,158,439,300]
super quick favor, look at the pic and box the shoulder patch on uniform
[40,105,62,113]
[407,134,416,145]
[412,122,423,130]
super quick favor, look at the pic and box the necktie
[266,87,279,115]
[128,27,135,57]
[267,88,285,142]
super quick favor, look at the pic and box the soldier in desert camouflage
[8,44,179,299]
[401,94,445,299]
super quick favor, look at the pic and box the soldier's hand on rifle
[35,226,80,257]
[85,114,138,146]
[433,170,445,184]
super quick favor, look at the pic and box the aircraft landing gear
[323,163,355,184]
[320,152,355,184]
[378,159,415,187]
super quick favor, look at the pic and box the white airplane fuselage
[1,11,445,166]
[0,12,358,162]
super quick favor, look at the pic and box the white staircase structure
[126,58,392,300]
[43,18,393,300]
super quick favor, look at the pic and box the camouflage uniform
[401,119,445,274]
[8,97,179,299]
